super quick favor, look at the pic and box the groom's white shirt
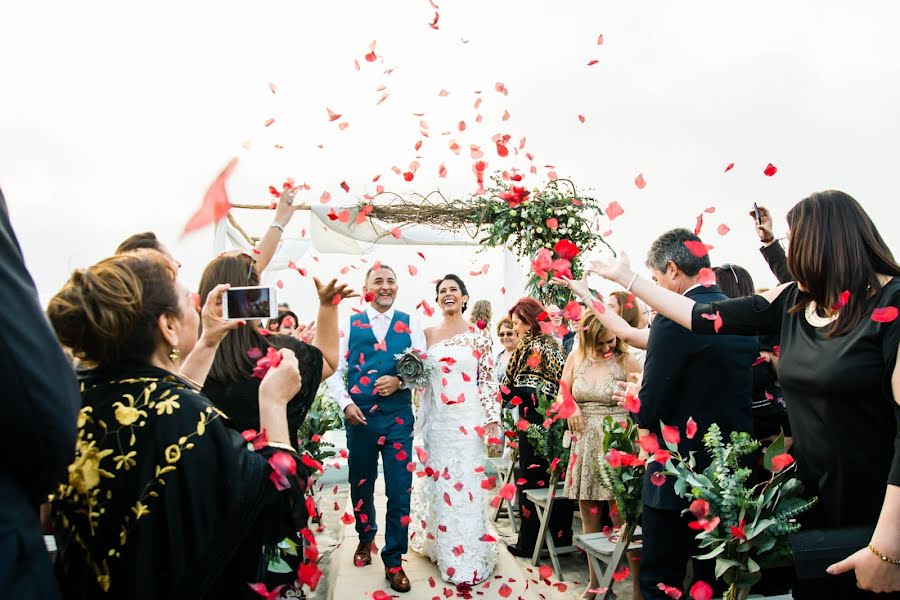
[325,306,427,411]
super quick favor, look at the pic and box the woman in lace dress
[562,312,642,599]
[410,274,501,585]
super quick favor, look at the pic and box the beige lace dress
[563,356,627,501]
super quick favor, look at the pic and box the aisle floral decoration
[359,172,613,306]
[593,415,647,525]
[296,385,343,465]
[522,385,572,477]
[664,425,817,600]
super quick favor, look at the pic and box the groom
[326,264,426,593]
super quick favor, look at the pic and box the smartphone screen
[226,287,274,319]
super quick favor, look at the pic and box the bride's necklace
[805,301,839,328]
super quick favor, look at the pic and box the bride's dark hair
[435,274,469,312]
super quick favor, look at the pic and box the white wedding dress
[409,330,501,585]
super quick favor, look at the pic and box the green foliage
[477,175,612,307]
[521,384,571,475]
[297,384,343,464]
[593,415,646,525]
[665,426,817,597]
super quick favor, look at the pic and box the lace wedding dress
[409,331,501,585]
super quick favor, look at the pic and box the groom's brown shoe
[385,566,411,593]
[353,541,373,567]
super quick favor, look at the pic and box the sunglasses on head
[719,263,738,284]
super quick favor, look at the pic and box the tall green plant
[522,384,571,476]
[297,385,343,464]
[593,415,646,525]
[664,425,817,599]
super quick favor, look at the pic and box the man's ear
[666,260,679,280]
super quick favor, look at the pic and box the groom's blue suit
[344,310,414,568]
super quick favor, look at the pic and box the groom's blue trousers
[345,402,414,568]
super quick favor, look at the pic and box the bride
[409,273,501,585]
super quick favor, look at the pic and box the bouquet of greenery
[296,385,343,465]
[664,425,817,600]
[593,415,647,525]
[522,385,572,476]
[394,347,437,390]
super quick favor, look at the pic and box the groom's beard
[374,295,395,308]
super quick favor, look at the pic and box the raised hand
[314,277,359,306]
[292,320,316,343]
[198,283,241,346]
[550,274,591,300]
[272,187,303,228]
[750,205,776,244]
[259,349,302,407]
[587,252,633,285]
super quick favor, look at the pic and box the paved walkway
[326,479,548,600]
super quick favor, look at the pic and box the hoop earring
[168,347,180,363]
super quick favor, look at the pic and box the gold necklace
[804,301,838,327]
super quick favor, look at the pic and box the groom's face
[365,267,398,309]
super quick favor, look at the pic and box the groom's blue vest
[347,311,412,412]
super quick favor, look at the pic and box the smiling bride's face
[437,278,468,317]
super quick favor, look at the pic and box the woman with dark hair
[47,250,311,599]
[409,274,500,584]
[199,252,354,450]
[198,253,354,595]
[713,264,791,445]
[501,297,574,558]
[587,191,900,598]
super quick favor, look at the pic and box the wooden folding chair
[488,448,518,533]
[526,472,578,580]
[574,523,642,599]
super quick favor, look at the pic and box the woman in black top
[47,250,311,599]
[198,252,355,450]
[501,297,574,558]
[586,191,900,598]
[198,252,354,594]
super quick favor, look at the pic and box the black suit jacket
[0,188,80,598]
[636,285,756,510]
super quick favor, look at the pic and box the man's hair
[116,231,163,255]
[363,263,397,285]
[645,228,710,276]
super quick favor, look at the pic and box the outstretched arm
[311,277,358,379]
[254,188,304,275]
[550,275,650,349]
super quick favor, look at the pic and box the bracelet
[270,222,285,233]
[267,441,296,452]
[625,273,639,292]
[868,544,900,566]
[177,372,204,391]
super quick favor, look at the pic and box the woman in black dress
[502,297,574,558]
[586,191,900,598]
[197,252,354,593]
[47,250,312,599]
[198,252,354,451]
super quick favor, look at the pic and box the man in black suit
[633,228,756,598]
[0,188,81,599]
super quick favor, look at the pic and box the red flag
[183,157,238,236]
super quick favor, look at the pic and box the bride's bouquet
[394,347,437,390]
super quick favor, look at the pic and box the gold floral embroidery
[164,444,181,464]
[68,440,114,495]
[113,451,137,471]
[113,394,147,426]
[55,375,224,594]
[154,394,180,415]
[131,500,150,520]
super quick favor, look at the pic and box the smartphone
[753,203,762,225]
[222,286,279,320]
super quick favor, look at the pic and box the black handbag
[790,526,875,580]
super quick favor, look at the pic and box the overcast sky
[2,1,899,323]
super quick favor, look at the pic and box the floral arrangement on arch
[356,171,613,306]
[664,425,817,600]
